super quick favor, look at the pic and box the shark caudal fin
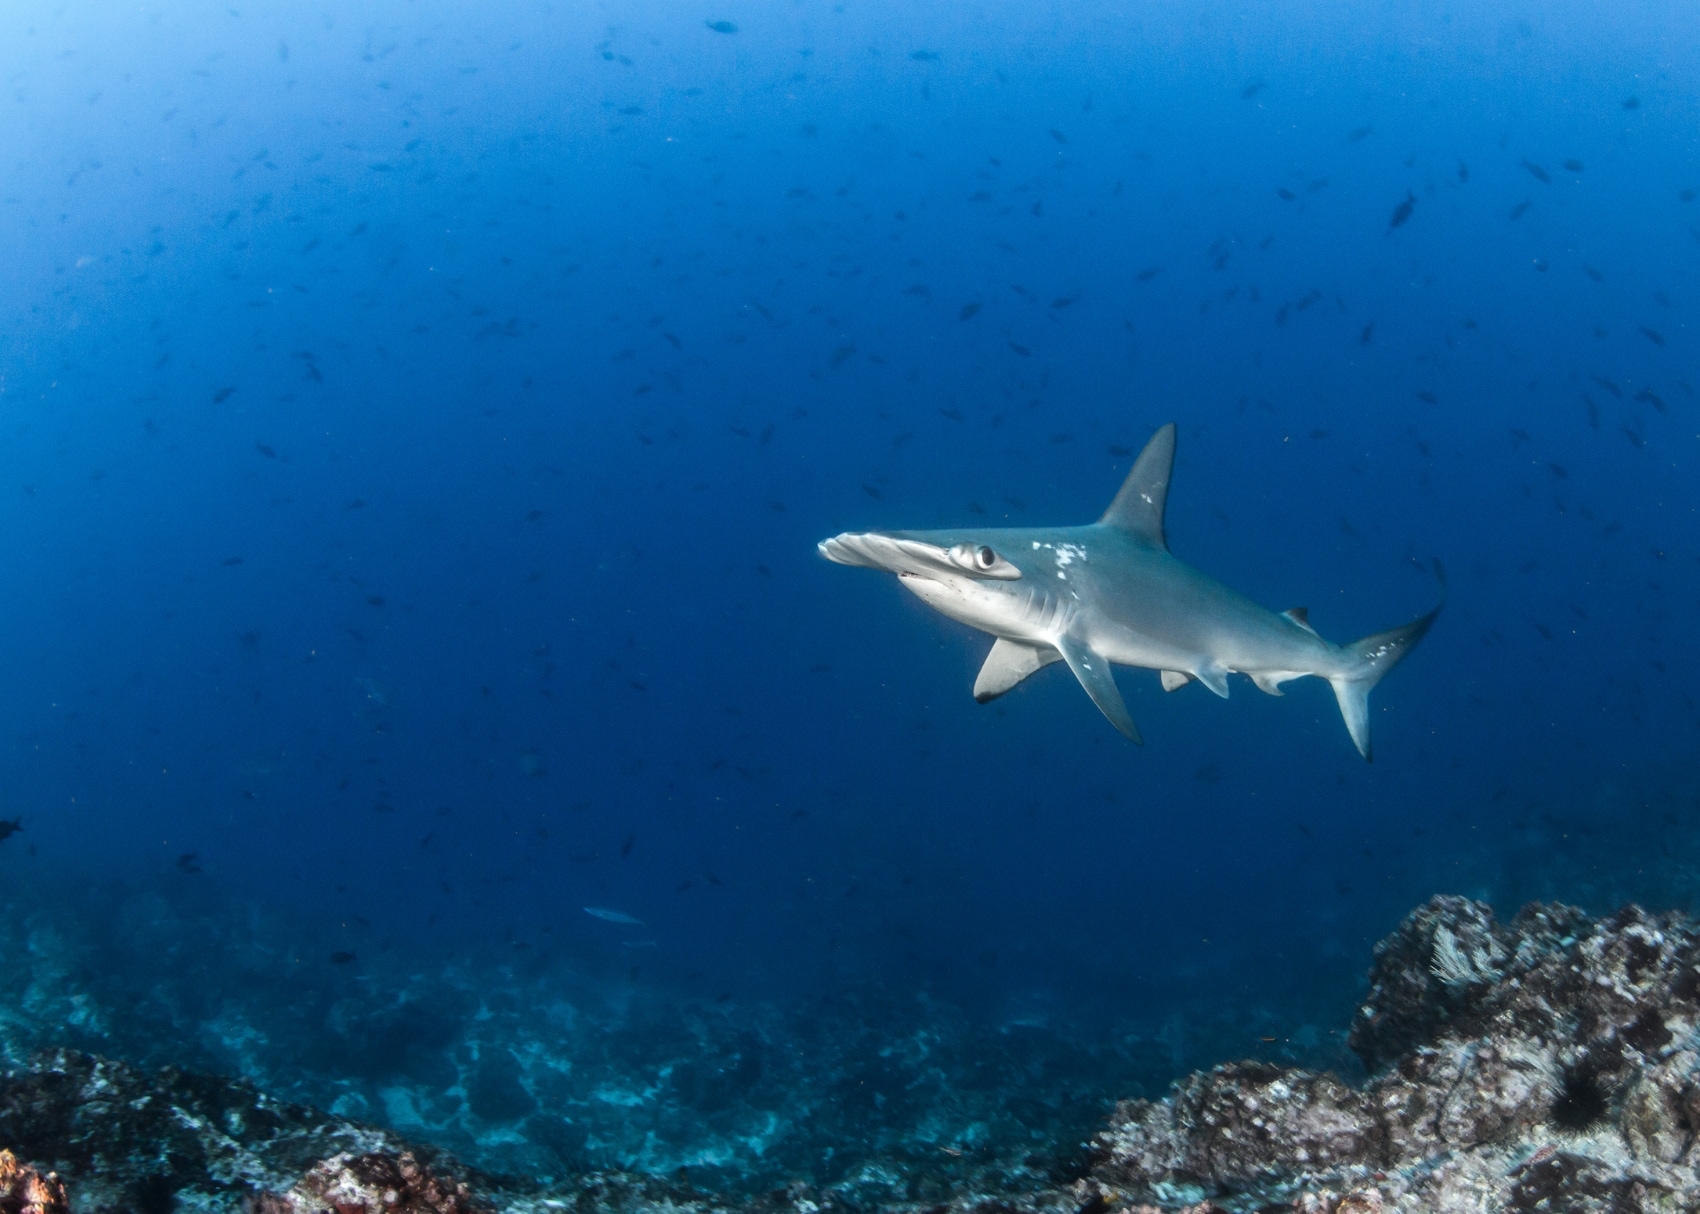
[1328,601,1441,761]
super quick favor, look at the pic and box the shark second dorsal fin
[1099,423,1176,549]
[1282,607,1319,636]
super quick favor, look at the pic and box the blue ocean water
[1,0,1696,1190]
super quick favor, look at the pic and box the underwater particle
[584,907,646,926]
[705,20,737,33]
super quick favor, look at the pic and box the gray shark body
[819,424,1438,759]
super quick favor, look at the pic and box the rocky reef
[10,895,1700,1214]
[1093,894,1700,1211]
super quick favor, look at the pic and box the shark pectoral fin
[1195,663,1230,699]
[974,638,1059,703]
[1159,669,1193,693]
[1056,636,1142,743]
[1250,670,1304,697]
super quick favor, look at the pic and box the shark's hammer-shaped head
[817,530,1045,638]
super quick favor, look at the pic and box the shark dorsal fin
[1099,423,1176,549]
[1283,607,1318,636]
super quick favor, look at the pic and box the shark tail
[1328,602,1441,762]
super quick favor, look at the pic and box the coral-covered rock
[0,1149,67,1214]
[1092,896,1700,1211]
[254,1151,484,1214]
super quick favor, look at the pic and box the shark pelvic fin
[1056,635,1142,743]
[1159,669,1193,692]
[1195,663,1230,699]
[973,638,1060,703]
[1099,423,1175,550]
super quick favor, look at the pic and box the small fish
[1640,326,1667,346]
[177,852,201,873]
[1508,200,1530,220]
[584,906,646,926]
[1387,191,1416,231]
[0,818,21,843]
[1520,159,1551,183]
[705,20,737,34]
[330,950,357,964]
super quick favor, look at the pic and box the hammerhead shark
[818,423,1439,759]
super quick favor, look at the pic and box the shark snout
[818,532,1021,581]
[818,533,882,568]
[818,532,939,576]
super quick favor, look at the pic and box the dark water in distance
[1,0,1697,1150]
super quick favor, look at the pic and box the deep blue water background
[1,0,1697,1185]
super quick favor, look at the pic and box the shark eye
[946,542,1021,579]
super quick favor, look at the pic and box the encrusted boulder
[0,1149,66,1214]
[251,1151,484,1214]
[1092,895,1700,1211]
